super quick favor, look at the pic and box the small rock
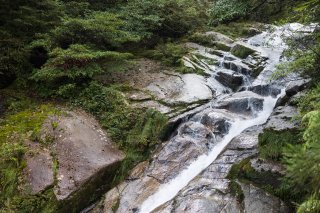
[215,70,244,91]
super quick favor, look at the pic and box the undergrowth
[71,82,168,184]
[258,129,302,161]
[0,98,59,212]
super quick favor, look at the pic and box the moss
[188,33,231,51]
[214,42,231,51]
[258,129,302,161]
[252,65,265,77]
[229,180,244,203]
[0,103,60,212]
[188,33,214,46]
[231,44,255,59]
[228,157,300,205]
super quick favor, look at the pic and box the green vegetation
[188,33,232,51]
[208,0,250,25]
[1,0,320,212]
[228,158,301,204]
[144,42,188,67]
[0,102,59,212]
[264,0,320,211]
[231,44,255,59]
[71,82,168,183]
[210,22,264,39]
[258,129,301,161]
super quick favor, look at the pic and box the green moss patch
[0,103,60,212]
[228,158,298,204]
[231,44,255,59]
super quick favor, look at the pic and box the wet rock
[146,129,213,182]
[215,70,244,91]
[240,183,289,213]
[150,127,262,213]
[227,126,263,150]
[102,187,121,212]
[265,105,299,131]
[243,84,282,98]
[250,158,285,175]
[214,91,264,115]
[198,112,233,136]
[113,177,161,213]
[161,193,240,213]
[222,61,251,75]
[247,28,262,37]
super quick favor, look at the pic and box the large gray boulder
[24,110,124,211]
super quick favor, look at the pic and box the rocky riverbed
[87,23,315,213]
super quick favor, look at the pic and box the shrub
[52,11,139,50]
[121,0,202,38]
[258,129,301,161]
[145,42,188,66]
[31,45,132,98]
[283,111,320,199]
[208,0,249,25]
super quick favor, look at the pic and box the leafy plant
[145,42,188,66]
[121,0,202,38]
[208,0,249,25]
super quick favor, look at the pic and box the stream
[102,23,316,213]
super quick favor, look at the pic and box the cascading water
[139,93,283,213]
[137,23,315,213]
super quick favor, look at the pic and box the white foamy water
[139,89,284,213]
[137,23,317,213]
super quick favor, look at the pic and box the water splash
[139,89,284,213]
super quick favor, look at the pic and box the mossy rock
[188,33,232,51]
[188,33,214,46]
[228,157,296,203]
[213,42,232,51]
[231,44,255,59]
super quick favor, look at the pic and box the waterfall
[137,23,314,213]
